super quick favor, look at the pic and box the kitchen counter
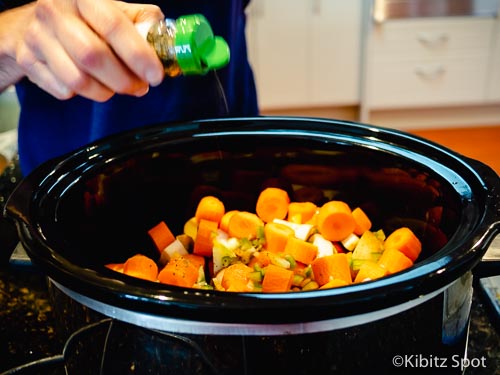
[0,246,499,374]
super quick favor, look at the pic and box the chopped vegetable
[378,248,413,274]
[105,187,426,293]
[264,222,295,253]
[123,254,158,282]
[351,230,384,273]
[341,232,360,252]
[384,227,422,262]
[352,207,372,235]
[272,218,315,241]
[284,236,318,265]
[287,201,318,224]
[220,210,239,233]
[195,195,225,223]
[316,201,356,242]
[311,233,335,258]
[262,264,294,292]
[319,278,349,289]
[354,261,387,283]
[227,211,264,240]
[159,238,189,265]
[193,219,218,257]
[311,253,352,286]
[255,187,290,223]
[158,253,205,288]
[221,263,255,292]
[148,221,175,254]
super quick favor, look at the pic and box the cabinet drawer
[370,17,494,61]
[368,57,488,108]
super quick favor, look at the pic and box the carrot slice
[123,254,158,282]
[221,263,254,292]
[352,207,372,236]
[195,196,225,224]
[148,221,176,253]
[264,222,295,253]
[255,187,290,223]
[193,219,218,257]
[105,263,124,273]
[227,211,264,240]
[287,201,318,224]
[384,227,422,262]
[316,201,356,242]
[378,248,413,274]
[262,264,294,293]
[220,210,239,233]
[158,254,205,288]
[311,253,352,286]
[283,236,318,265]
[353,261,387,283]
[319,278,349,289]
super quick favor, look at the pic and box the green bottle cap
[174,14,230,75]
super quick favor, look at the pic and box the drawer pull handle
[417,32,449,48]
[415,65,446,80]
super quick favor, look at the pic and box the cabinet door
[246,0,362,109]
[486,20,500,102]
[246,0,310,109]
[310,0,362,106]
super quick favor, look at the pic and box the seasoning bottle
[139,14,230,77]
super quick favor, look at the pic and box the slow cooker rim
[8,116,500,323]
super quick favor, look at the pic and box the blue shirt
[15,0,258,176]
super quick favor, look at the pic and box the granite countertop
[0,245,499,374]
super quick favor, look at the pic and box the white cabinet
[486,20,500,102]
[365,17,495,109]
[245,0,362,110]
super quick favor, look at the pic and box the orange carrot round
[352,207,372,236]
[287,201,318,224]
[316,201,355,242]
[123,254,158,282]
[220,210,239,233]
[255,187,290,223]
[227,211,264,240]
[384,227,422,262]
[195,195,225,224]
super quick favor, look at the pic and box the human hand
[16,0,165,101]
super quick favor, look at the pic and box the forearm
[0,3,35,92]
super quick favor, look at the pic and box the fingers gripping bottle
[139,14,230,77]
